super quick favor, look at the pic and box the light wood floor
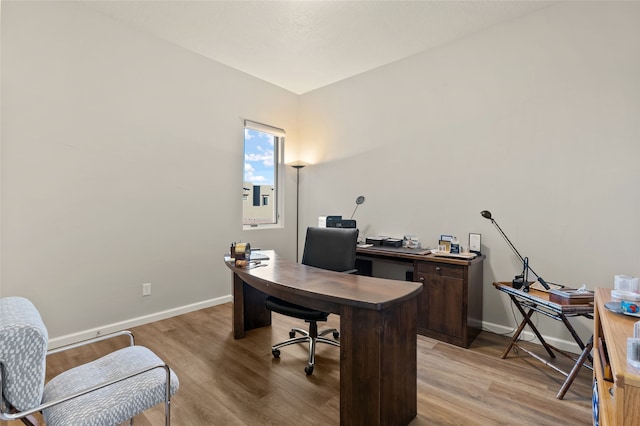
[3,302,593,425]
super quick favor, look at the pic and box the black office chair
[265,226,358,375]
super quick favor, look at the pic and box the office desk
[226,251,423,426]
[356,246,484,348]
[493,282,594,399]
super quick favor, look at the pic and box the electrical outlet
[142,283,152,296]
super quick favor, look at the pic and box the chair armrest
[47,330,134,356]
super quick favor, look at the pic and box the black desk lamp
[350,196,365,219]
[480,210,550,292]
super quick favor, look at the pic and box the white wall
[3,1,639,351]
[299,2,640,345]
[1,1,299,344]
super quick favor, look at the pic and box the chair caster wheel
[305,365,314,375]
[333,331,340,339]
[289,331,296,338]
[272,349,280,358]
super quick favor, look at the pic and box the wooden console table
[356,246,484,348]
[593,288,640,425]
[493,282,594,399]
[226,250,423,426]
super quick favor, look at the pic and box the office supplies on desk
[365,236,386,245]
[605,300,640,317]
[612,275,640,301]
[326,218,356,228]
[549,287,595,305]
[248,251,269,261]
[382,238,403,247]
[433,251,477,260]
[469,233,481,254]
[403,235,420,248]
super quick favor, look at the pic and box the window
[243,120,284,227]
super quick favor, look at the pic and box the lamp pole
[480,210,550,290]
[292,164,306,262]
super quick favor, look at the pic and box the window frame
[242,120,285,230]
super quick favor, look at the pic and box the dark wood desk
[356,246,484,348]
[493,282,594,399]
[226,250,423,426]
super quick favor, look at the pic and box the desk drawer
[416,263,464,279]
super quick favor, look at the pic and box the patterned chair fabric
[43,345,179,426]
[0,296,49,411]
[0,297,179,425]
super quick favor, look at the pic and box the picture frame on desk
[469,233,481,255]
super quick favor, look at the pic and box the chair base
[271,321,340,375]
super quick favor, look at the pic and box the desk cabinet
[356,248,484,348]
[414,259,483,348]
[593,288,640,426]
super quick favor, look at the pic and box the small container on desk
[549,288,595,305]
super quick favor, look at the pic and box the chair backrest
[0,297,48,411]
[301,227,358,272]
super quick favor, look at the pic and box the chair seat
[265,296,329,322]
[42,345,179,426]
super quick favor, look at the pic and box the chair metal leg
[290,327,308,337]
[272,336,310,350]
[316,336,341,347]
[318,328,338,338]
[270,320,340,375]
[165,365,172,426]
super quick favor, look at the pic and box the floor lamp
[291,163,306,262]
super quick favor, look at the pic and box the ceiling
[84,1,555,94]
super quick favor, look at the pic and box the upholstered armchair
[0,296,179,425]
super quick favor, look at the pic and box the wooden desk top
[493,281,594,315]
[226,250,423,314]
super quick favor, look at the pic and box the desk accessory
[403,235,420,249]
[327,219,356,228]
[604,301,640,317]
[231,242,252,267]
[469,233,481,254]
[437,240,451,252]
[433,251,477,260]
[612,275,640,300]
[480,210,550,292]
[628,337,640,369]
[382,238,403,247]
[350,195,365,219]
[365,236,386,246]
[549,287,594,304]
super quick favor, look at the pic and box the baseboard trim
[481,320,583,354]
[48,302,584,354]
[48,295,232,349]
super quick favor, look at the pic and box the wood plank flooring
[2,302,593,425]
